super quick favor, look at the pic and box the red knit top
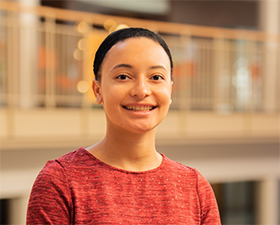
[27,147,221,224]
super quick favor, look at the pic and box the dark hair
[93,27,173,81]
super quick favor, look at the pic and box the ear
[92,79,103,104]
[170,81,173,95]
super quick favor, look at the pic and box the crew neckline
[79,147,166,174]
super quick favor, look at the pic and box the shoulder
[36,147,91,180]
[162,154,200,177]
[55,147,91,165]
[162,155,212,189]
[162,156,220,223]
[43,147,92,169]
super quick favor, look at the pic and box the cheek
[158,86,172,101]
[102,86,123,106]
[155,93,171,110]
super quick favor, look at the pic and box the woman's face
[93,37,173,134]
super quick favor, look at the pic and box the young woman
[27,28,221,224]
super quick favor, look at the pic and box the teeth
[126,106,153,111]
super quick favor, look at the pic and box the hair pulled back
[93,27,173,81]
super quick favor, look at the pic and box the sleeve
[195,169,221,225]
[26,160,73,225]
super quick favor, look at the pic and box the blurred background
[0,0,279,224]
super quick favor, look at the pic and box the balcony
[0,1,279,149]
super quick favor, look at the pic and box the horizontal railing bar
[0,1,279,43]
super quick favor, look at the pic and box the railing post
[6,11,19,138]
[214,36,234,114]
[177,31,192,134]
[80,25,93,137]
[259,0,280,113]
[179,31,192,111]
[45,16,56,108]
[262,41,279,113]
[213,34,225,113]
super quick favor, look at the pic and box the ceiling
[77,0,170,15]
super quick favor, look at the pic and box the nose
[130,77,151,99]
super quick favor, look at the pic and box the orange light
[76,80,89,93]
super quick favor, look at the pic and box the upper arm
[196,170,221,225]
[27,161,72,225]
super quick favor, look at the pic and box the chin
[124,122,160,135]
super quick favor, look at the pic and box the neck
[87,127,162,172]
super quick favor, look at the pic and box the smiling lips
[123,105,157,111]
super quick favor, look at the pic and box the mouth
[122,105,157,112]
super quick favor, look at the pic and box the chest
[70,174,201,224]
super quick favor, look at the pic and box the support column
[259,0,280,113]
[257,178,279,225]
[9,195,30,225]
[18,0,40,108]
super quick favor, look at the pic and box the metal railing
[0,1,279,113]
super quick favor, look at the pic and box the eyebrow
[150,65,167,71]
[111,64,167,72]
[111,64,133,72]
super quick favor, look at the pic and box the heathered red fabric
[27,147,221,224]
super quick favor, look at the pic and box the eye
[151,75,164,81]
[116,74,129,80]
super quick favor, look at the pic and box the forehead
[102,37,170,68]
[112,37,161,52]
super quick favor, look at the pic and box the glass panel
[0,199,9,224]
[212,181,256,225]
